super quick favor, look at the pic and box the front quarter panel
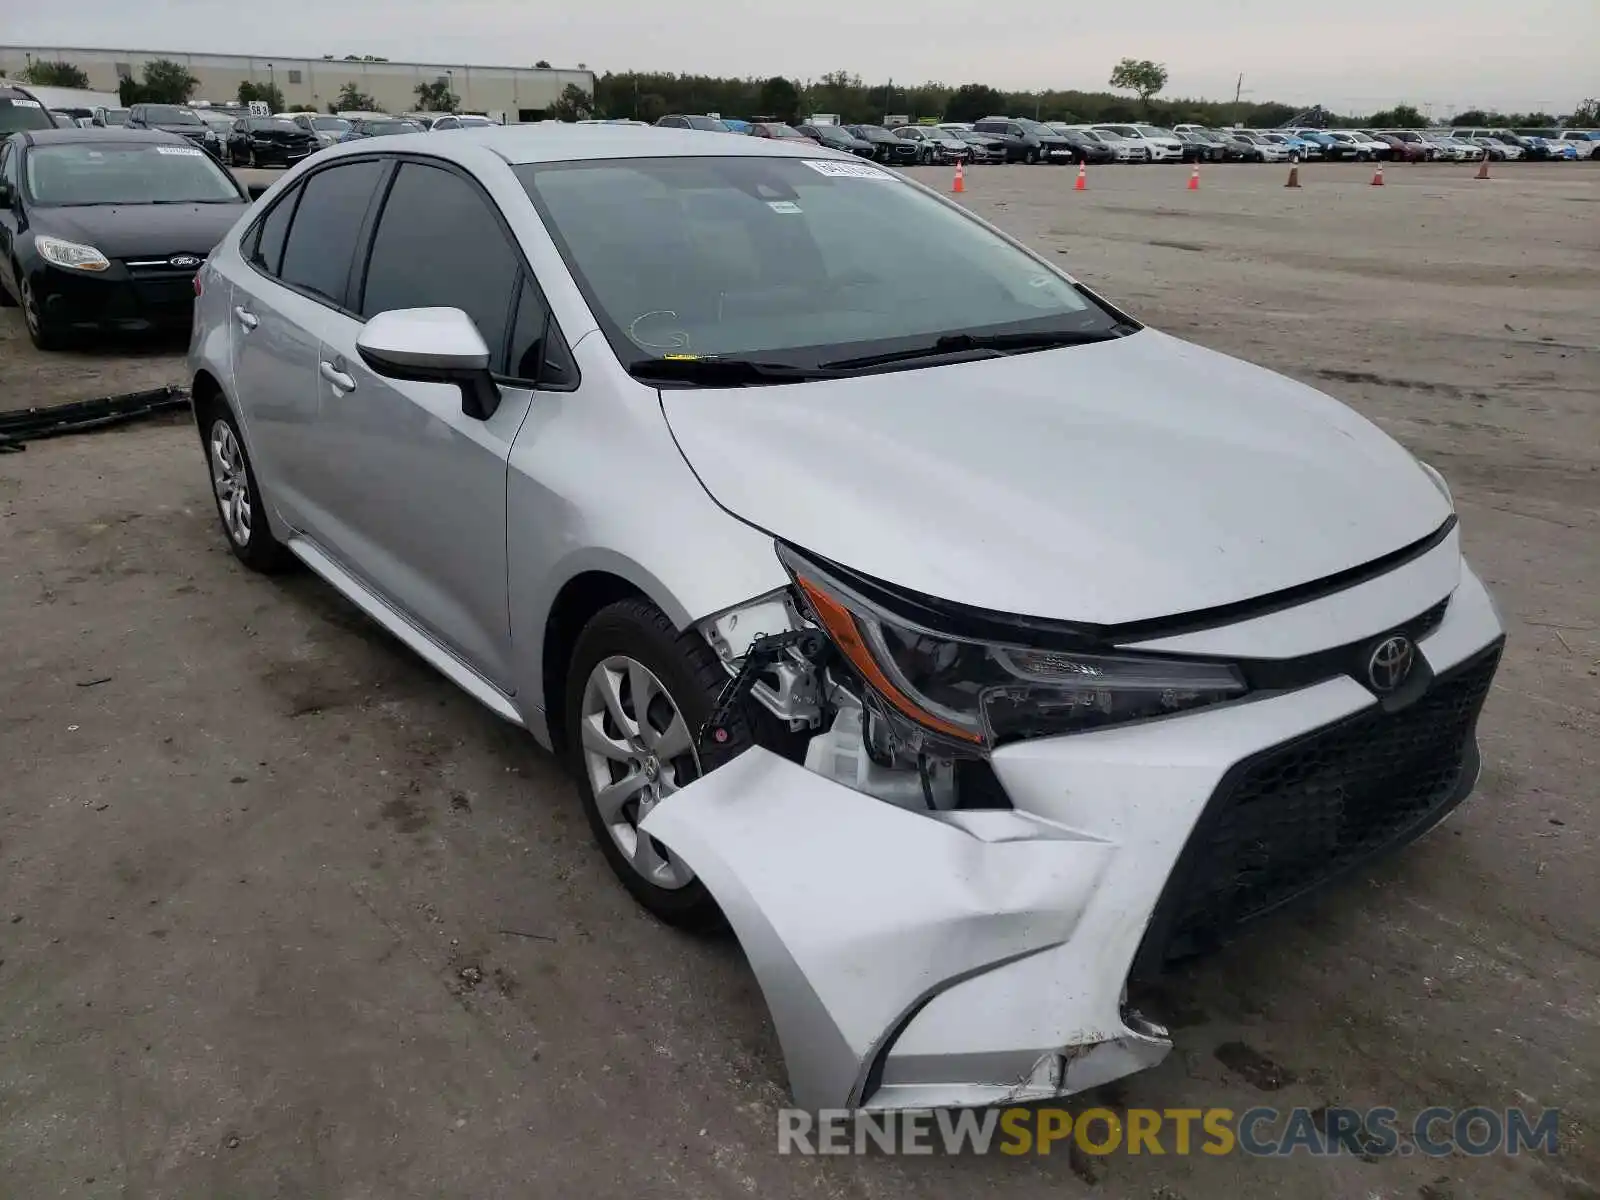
[505,335,790,736]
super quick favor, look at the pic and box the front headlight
[780,545,1247,749]
[35,236,110,272]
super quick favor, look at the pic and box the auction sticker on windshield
[155,146,205,156]
[800,159,894,180]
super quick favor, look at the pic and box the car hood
[152,123,210,135]
[660,329,1450,625]
[34,203,246,260]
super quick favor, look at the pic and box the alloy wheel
[579,655,699,890]
[209,419,253,547]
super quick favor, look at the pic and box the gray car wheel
[203,405,293,572]
[565,598,753,928]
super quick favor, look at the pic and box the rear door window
[358,160,520,372]
[277,159,386,306]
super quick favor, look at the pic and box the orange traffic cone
[1285,164,1301,188]
[952,160,965,194]
[1074,161,1086,191]
[1187,162,1200,190]
[1475,155,1491,180]
[1370,162,1385,186]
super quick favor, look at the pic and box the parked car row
[649,110,1600,168]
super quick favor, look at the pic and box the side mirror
[357,307,501,420]
[246,182,270,200]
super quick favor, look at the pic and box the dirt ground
[1,161,1596,1199]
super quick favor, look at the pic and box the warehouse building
[0,46,593,123]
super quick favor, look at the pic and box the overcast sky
[10,0,1596,114]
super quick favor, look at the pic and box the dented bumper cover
[640,566,1504,1111]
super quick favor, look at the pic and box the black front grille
[124,260,199,314]
[1133,641,1502,977]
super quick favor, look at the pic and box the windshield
[516,156,1119,372]
[100,109,130,125]
[1098,125,1138,137]
[312,117,349,131]
[1135,125,1174,138]
[954,130,989,143]
[143,105,203,126]
[685,116,728,131]
[1233,132,1263,143]
[0,96,55,133]
[254,118,299,132]
[362,121,412,135]
[24,142,242,206]
[1015,119,1051,134]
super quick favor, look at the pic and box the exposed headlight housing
[779,544,1247,751]
[35,235,110,272]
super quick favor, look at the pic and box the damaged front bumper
[640,566,1505,1111]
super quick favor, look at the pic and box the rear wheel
[203,403,294,573]
[566,598,753,929]
[1024,147,1039,164]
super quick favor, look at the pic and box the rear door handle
[233,306,258,331]
[319,360,356,392]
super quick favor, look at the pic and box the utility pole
[1235,73,1243,106]
[883,78,892,126]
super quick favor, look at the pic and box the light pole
[267,62,275,104]
[446,68,455,111]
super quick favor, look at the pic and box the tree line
[13,56,1596,131]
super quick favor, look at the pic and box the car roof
[16,126,191,147]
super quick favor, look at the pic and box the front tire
[203,403,293,572]
[20,277,66,351]
[565,598,753,929]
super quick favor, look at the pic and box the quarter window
[359,161,519,373]
[249,183,301,277]
[506,274,574,385]
[277,159,385,305]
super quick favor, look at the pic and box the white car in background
[1226,129,1290,162]
[1093,123,1184,162]
[1556,130,1597,159]
[1329,130,1390,159]
[430,114,498,131]
[1068,125,1148,161]
[1428,135,1483,162]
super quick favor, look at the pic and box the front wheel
[20,277,66,351]
[566,598,753,928]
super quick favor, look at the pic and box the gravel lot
[2,161,1596,1199]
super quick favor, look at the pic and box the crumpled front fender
[639,747,1119,1110]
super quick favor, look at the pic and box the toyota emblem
[170,255,202,269]
[1366,635,1415,694]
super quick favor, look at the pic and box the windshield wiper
[627,356,843,388]
[822,325,1134,371]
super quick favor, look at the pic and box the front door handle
[319,360,356,392]
[233,306,258,331]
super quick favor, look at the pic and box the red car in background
[749,122,817,144]
[1364,131,1431,162]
